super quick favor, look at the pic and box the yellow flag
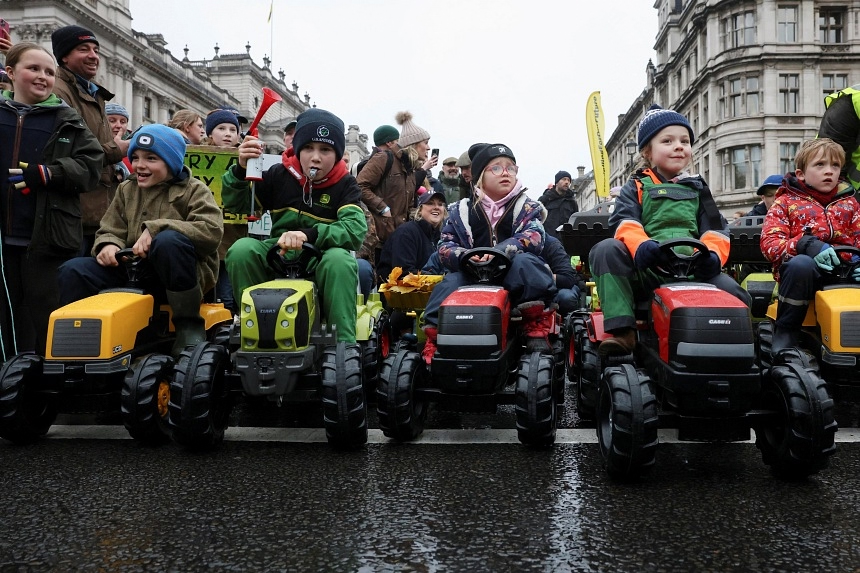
[586,91,610,199]
[267,0,273,23]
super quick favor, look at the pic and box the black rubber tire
[0,354,56,444]
[565,316,586,381]
[757,320,774,372]
[376,349,428,441]
[121,353,174,444]
[168,342,231,450]
[597,363,659,479]
[576,335,601,421]
[209,322,233,350]
[362,312,391,387]
[514,352,557,447]
[551,338,566,405]
[321,342,367,448]
[756,362,837,479]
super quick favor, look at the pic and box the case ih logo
[455,315,474,320]
[708,319,731,325]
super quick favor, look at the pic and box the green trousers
[226,238,358,342]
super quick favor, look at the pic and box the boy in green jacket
[223,108,367,343]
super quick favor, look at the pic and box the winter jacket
[357,148,420,243]
[377,217,440,281]
[819,84,860,188]
[761,174,860,279]
[221,158,366,254]
[540,235,580,290]
[610,168,730,265]
[438,189,546,273]
[53,66,124,234]
[744,201,768,217]
[93,167,223,293]
[0,93,103,255]
[538,187,579,239]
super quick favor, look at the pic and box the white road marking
[42,426,860,444]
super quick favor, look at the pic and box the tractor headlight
[245,319,254,328]
[244,304,252,314]
[281,320,289,328]
[286,305,295,315]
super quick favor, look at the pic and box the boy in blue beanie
[57,124,224,356]
[222,108,367,344]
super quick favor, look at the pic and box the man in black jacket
[539,170,579,239]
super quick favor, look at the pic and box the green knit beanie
[373,124,399,147]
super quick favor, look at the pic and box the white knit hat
[395,111,430,147]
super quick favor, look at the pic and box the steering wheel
[829,245,860,284]
[459,247,512,284]
[113,247,150,287]
[655,237,709,279]
[266,242,323,279]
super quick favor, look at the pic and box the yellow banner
[184,145,246,225]
[586,91,610,199]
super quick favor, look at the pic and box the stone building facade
[1,0,371,160]
[605,0,860,215]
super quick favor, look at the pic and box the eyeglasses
[486,164,518,176]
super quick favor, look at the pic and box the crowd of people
[2,22,860,367]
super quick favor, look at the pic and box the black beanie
[555,170,572,184]
[471,144,516,181]
[292,108,346,161]
[52,25,99,62]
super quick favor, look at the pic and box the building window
[819,8,845,43]
[702,93,709,130]
[779,143,799,174]
[777,5,798,43]
[822,73,849,97]
[720,76,759,118]
[143,97,152,120]
[692,103,699,134]
[778,74,800,113]
[723,145,761,191]
[721,10,756,49]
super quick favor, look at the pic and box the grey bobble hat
[395,111,430,147]
[636,104,694,150]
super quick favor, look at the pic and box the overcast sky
[129,0,657,197]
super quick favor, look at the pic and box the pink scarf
[478,181,523,228]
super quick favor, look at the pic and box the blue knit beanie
[105,102,129,120]
[205,109,240,136]
[128,124,187,177]
[292,108,345,161]
[636,104,694,150]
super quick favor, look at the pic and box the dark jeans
[58,230,200,306]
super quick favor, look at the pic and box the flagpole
[269,1,274,68]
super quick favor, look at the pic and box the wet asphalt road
[2,392,860,572]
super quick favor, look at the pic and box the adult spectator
[283,119,297,150]
[168,109,205,145]
[455,150,473,200]
[358,116,426,247]
[437,156,461,204]
[745,174,781,217]
[819,84,860,188]
[539,170,579,239]
[51,25,128,255]
[105,102,130,139]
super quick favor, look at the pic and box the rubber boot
[422,326,438,366]
[517,301,553,353]
[167,286,206,358]
[598,327,636,357]
[771,326,799,357]
[772,301,806,357]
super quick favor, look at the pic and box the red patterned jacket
[761,174,860,279]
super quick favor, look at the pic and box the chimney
[577,166,585,178]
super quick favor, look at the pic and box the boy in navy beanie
[221,108,367,346]
[57,123,224,356]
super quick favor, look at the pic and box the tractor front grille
[841,311,860,348]
[51,319,102,357]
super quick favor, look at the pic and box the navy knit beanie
[51,25,99,62]
[636,104,694,150]
[471,144,516,181]
[205,109,240,136]
[292,108,345,161]
[128,124,187,177]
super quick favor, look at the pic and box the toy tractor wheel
[121,353,174,444]
[756,362,837,479]
[0,354,56,444]
[565,316,586,381]
[757,320,774,372]
[362,312,391,386]
[321,342,367,448]
[551,338,566,406]
[597,364,659,479]
[576,334,601,422]
[515,352,557,447]
[376,349,428,441]
[169,342,231,450]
